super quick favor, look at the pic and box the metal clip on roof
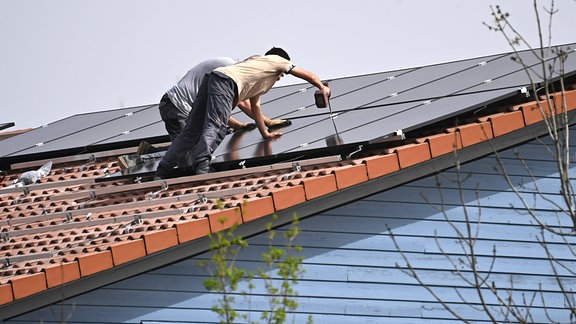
[292,162,301,173]
[147,181,169,200]
[280,162,302,181]
[185,193,208,213]
[346,145,364,160]
[10,195,22,205]
[79,154,97,171]
[11,186,31,204]
[123,215,143,234]
[73,191,97,210]
[197,193,208,204]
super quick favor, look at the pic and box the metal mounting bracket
[346,145,364,160]
[79,154,97,171]
[147,181,169,200]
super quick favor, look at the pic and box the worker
[117,56,289,173]
[160,56,290,141]
[154,47,330,179]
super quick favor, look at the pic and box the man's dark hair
[265,47,290,61]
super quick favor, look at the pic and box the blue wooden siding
[6,131,576,323]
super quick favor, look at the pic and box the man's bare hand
[322,85,331,97]
[263,131,283,139]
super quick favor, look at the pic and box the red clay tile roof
[1,88,575,309]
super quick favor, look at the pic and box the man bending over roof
[116,56,290,173]
[154,47,331,179]
[160,57,290,141]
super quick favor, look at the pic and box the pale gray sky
[1,0,575,130]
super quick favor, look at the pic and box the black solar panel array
[1,44,575,168]
[0,105,163,158]
[213,46,576,162]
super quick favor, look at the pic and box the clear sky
[1,0,575,130]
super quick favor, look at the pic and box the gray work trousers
[158,72,236,171]
[158,94,187,142]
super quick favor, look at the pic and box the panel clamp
[292,162,301,173]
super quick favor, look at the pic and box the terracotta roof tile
[0,283,14,304]
[10,272,47,299]
[478,110,526,137]
[143,228,179,254]
[331,163,369,189]
[207,207,243,232]
[385,142,432,169]
[76,250,113,277]
[270,184,306,211]
[239,196,275,222]
[300,174,337,200]
[175,218,210,243]
[418,131,462,158]
[512,89,576,125]
[43,261,81,288]
[1,87,575,310]
[447,121,494,147]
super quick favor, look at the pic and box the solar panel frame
[1,44,574,169]
[0,105,161,157]
[213,45,576,163]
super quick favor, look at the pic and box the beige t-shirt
[214,55,295,102]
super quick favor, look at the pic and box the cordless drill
[314,82,330,108]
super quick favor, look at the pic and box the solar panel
[0,105,164,158]
[212,45,576,163]
[1,44,575,171]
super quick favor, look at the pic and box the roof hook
[186,194,208,213]
[122,216,142,234]
[79,154,96,171]
[197,193,208,204]
[292,162,301,173]
[346,145,364,160]
[280,162,302,181]
[147,181,169,200]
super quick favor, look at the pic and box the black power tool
[314,82,330,108]
[314,82,339,134]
